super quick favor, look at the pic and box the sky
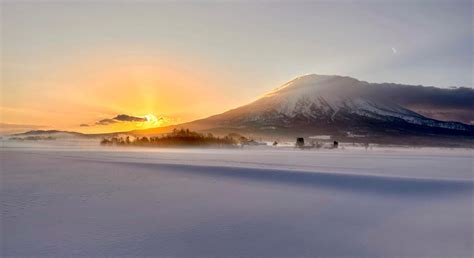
[1,0,472,133]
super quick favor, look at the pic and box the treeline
[100,128,237,147]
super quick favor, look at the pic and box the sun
[143,114,160,126]
[140,114,171,128]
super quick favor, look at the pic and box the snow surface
[1,141,473,256]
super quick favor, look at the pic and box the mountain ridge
[131,74,473,142]
[9,74,474,146]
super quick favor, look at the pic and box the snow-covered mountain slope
[189,74,473,136]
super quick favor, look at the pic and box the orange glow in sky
[1,52,248,134]
[2,1,471,135]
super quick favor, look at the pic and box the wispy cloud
[95,118,118,126]
[113,114,147,122]
[91,114,153,126]
[79,114,179,131]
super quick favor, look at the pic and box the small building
[296,137,305,148]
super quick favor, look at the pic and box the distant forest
[100,128,237,147]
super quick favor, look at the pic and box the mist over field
[2,0,473,256]
[1,140,473,256]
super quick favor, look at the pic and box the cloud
[113,114,147,122]
[96,118,118,125]
[91,114,148,126]
[367,84,474,124]
[87,114,175,127]
[391,47,397,54]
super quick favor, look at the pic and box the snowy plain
[1,140,473,257]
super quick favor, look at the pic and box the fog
[1,140,473,256]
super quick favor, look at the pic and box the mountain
[12,130,85,136]
[11,75,473,146]
[10,130,119,139]
[135,74,473,143]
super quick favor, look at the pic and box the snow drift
[1,144,473,256]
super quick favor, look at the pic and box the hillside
[132,75,473,145]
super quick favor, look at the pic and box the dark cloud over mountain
[96,119,118,126]
[366,84,474,124]
[92,114,147,126]
[113,114,147,122]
